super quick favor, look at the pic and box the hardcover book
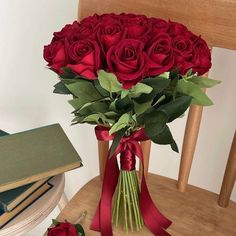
[0,182,52,228]
[0,124,82,192]
[0,178,50,212]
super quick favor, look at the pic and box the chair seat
[54,173,236,236]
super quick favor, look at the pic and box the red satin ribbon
[90,126,172,236]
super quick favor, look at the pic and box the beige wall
[0,0,235,235]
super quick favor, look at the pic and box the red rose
[80,14,99,25]
[190,37,211,75]
[67,39,101,79]
[119,13,148,25]
[168,21,188,37]
[98,22,126,53]
[146,33,174,76]
[149,18,169,35]
[99,13,119,22]
[172,35,194,74]
[43,41,67,73]
[71,22,100,41]
[48,222,78,236]
[119,13,150,43]
[107,39,147,89]
[185,30,199,43]
[52,21,79,42]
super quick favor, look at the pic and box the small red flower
[47,222,78,236]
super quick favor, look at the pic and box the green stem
[131,172,143,228]
[112,170,144,233]
[127,172,140,230]
[114,174,122,227]
[124,171,134,232]
[122,172,128,232]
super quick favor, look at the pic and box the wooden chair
[45,1,236,235]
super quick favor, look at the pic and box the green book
[0,178,50,212]
[0,182,53,229]
[0,130,8,137]
[0,124,82,192]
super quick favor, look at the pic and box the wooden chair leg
[139,140,152,179]
[98,140,109,180]
[218,131,236,207]
[177,104,204,192]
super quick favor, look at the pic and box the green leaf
[115,96,134,113]
[142,77,170,93]
[75,224,85,236]
[188,76,221,88]
[121,90,130,99]
[68,97,92,111]
[53,81,71,94]
[104,111,119,120]
[83,113,103,123]
[153,95,166,106]
[135,77,170,103]
[59,67,78,80]
[158,96,192,122]
[66,80,102,102]
[130,83,153,97]
[83,113,113,125]
[134,100,153,115]
[71,116,85,125]
[109,129,126,158]
[177,79,213,106]
[158,72,170,79]
[164,77,178,99]
[109,113,130,135]
[98,70,122,93]
[77,101,109,116]
[144,111,169,138]
[94,80,110,97]
[52,219,60,226]
[185,69,193,77]
[151,125,179,152]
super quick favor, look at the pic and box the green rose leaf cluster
[53,68,220,152]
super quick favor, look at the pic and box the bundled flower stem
[112,171,143,232]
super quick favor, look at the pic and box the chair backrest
[78,0,236,50]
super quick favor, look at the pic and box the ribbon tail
[132,141,172,236]
[90,152,119,236]
[140,177,172,236]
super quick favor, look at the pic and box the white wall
[0,1,235,235]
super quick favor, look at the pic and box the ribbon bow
[91,126,172,236]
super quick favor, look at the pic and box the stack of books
[0,124,82,229]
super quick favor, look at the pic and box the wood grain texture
[177,104,205,192]
[52,173,236,236]
[218,131,236,207]
[98,141,109,180]
[177,69,209,192]
[139,140,152,179]
[78,0,236,50]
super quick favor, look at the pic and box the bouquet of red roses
[44,13,220,236]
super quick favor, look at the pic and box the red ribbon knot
[91,125,172,236]
[120,137,136,171]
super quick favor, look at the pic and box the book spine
[0,201,7,212]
